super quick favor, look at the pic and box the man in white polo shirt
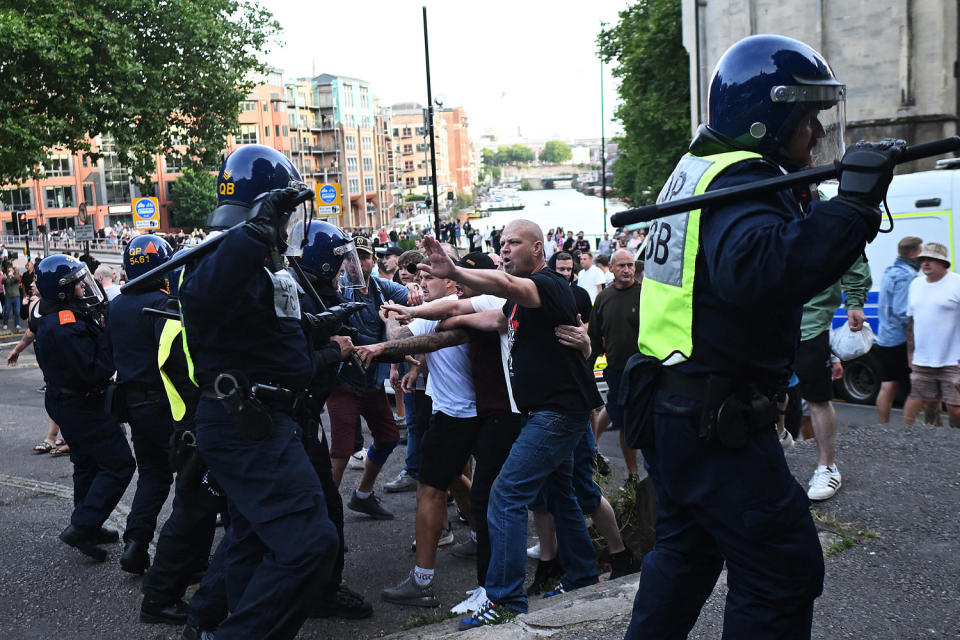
[903,242,960,428]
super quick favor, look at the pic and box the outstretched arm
[355,329,471,366]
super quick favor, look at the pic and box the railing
[2,233,126,254]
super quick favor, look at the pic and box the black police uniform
[179,224,337,639]
[108,288,176,566]
[625,160,873,638]
[33,300,135,552]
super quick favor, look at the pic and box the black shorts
[419,411,480,491]
[875,342,910,384]
[795,331,833,403]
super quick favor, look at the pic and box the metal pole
[601,54,608,234]
[422,6,441,237]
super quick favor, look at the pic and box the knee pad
[366,440,398,466]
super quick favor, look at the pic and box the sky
[260,0,631,143]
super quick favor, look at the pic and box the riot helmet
[295,221,365,289]
[123,234,173,283]
[36,254,104,309]
[698,34,846,168]
[209,144,312,256]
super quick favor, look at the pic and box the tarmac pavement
[1,334,958,639]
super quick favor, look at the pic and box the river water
[473,188,627,242]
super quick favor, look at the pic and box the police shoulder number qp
[643,156,713,287]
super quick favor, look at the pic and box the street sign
[132,196,160,230]
[316,183,341,216]
[75,225,95,242]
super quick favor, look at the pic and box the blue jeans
[3,296,21,328]
[625,391,823,639]
[485,410,598,613]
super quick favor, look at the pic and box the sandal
[34,441,55,454]
[54,438,66,447]
[50,444,71,457]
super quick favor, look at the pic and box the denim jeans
[402,389,421,477]
[3,296,21,328]
[485,410,598,613]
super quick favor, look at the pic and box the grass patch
[811,508,881,557]
[400,610,457,631]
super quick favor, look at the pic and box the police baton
[610,136,960,228]
[120,188,314,294]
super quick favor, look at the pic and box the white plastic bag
[830,322,876,361]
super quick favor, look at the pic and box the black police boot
[140,598,189,624]
[92,526,120,545]
[310,584,373,619]
[59,525,107,562]
[120,539,151,574]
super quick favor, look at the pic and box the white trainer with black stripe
[807,465,842,501]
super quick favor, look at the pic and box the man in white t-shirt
[903,242,960,427]
[576,251,605,303]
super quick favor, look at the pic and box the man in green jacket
[797,256,872,501]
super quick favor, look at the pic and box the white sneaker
[438,526,455,547]
[779,429,795,450]
[348,449,366,470]
[450,586,488,614]
[807,466,841,501]
[527,539,540,559]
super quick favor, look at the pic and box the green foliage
[169,165,217,228]
[598,0,690,206]
[0,0,280,185]
[540,140,573,164]
[452,191,475,213]
[404,193,426,202]
[520,180,532,191]
[482,145,535,166]
[478,164,502,184]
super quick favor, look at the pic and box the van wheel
[840,350,882,405]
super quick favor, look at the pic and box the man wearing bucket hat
[903,242,960,428]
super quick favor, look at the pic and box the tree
[0,0,280,185]
[169,165,217,228]
[598,0,690,206]
[540,140,573,164]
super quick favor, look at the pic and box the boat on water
[466,209,490,219]
[476,188,526,213]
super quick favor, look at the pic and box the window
[393,128,399,137]
[362,136,372,151]
[275,125,281,137]
[416,143,427,152]
[289,136,298,150]
[165,181,175,199]
[402,127,412,136]
[264,125,270,138]
[235,124,258,145]
[403,144,413,154]
[82,184,94,206]
[364,177,374,192]
[46,154,73,177]
[81,155,89,168]
[405,177,415,187]
[416,127,425,136]
[262,101,268,111]
[165,154,184,172]
[343,84,354,107]
[240,101,257,112]
[347,157,358,172]
[282,126,289,136]
[404,160,414,171]
[348,178,359,192]
[273,101,278,112]
[359,86,369,109]
[363,157,373,172]
[1,188,31,211]
[345,135,356,151]
[101,135,132,204]
[45,186,75,208]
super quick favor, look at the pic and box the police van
[824,160,960,403]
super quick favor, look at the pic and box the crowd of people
[6,34,960,640]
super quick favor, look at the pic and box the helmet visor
[62,268,105,308]
[282,182,315,258]
[773,82,846,167]
[336,241,366,289]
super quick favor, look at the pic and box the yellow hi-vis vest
[637,151,761,365]
[158,317,192,421]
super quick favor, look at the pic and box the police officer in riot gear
[33,255,136,562]
[108,233,176,575]
[288,220,373,619]
[623,35,903,639]
[178,145,338,639]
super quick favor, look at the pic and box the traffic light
[16,212,26,223]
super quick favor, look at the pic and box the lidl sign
[133,197,160,230]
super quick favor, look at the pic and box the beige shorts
[909,364,960,405]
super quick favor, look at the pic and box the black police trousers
[304,419,346,594]
[141,464,227,605]
[124,400,176,544]
[45,389,135,533]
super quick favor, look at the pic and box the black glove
[247,187,300,249]
[837,138,905,205]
